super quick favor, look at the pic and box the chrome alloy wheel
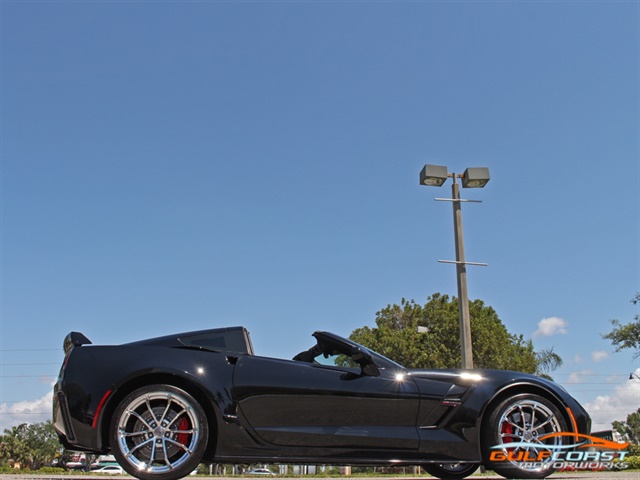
[115,388,203,475]
[423,462,479,480]
[494,399,564,473]
[482,393,569,479]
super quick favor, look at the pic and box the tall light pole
[419,165,490,370]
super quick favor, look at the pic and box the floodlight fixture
[461,167,490,189]
[630,373,640,380]
[419,164,449,187]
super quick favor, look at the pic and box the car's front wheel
[423,463,479,479]
[482,393,567,479]
[110,385,208,480]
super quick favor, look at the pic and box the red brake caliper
[501,421,515,448]
[176,417,190,446]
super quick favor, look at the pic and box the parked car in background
[247,468,275,475]
[246,468,276,475]
[91,465,125,474]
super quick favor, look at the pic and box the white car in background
[92,465,125,474]
[246,468,275,475]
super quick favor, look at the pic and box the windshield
[293,330,405,373]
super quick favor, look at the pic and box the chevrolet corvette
[53,327,590,480]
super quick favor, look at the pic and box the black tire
[482,393,567,479]
[110,385,208,480]
[423,463,479,479]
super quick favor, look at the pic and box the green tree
[603,293,640,358]
[535,347,563,379]
[612,408,640,444]
[23,421,61,469]
[0,421,61,470]
[349,294,558,377]
[0,424,30,468]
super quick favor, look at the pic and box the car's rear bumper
[53,387,104,452]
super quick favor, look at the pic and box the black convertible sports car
[53,327,590,480]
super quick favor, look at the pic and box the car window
[314,352,359,369]
[292,331,404,375]
[179,330,252,355]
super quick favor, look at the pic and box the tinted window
[180,330,251,354]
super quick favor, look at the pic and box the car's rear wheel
[423,463,479,479]
[110,385,208,480]
[482,393,567,479]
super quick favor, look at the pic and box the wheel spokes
[128,409,154,432]
[126,437,155,458]
[117,390,200,473]
[533,415,554,433]
[496,399,564,473]
[156,394,173,425]
[164,436,193,454]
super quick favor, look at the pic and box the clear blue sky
[1,1,638,432]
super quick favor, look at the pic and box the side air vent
[441,398,462,407]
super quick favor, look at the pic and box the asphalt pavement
[3,472,640,480]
